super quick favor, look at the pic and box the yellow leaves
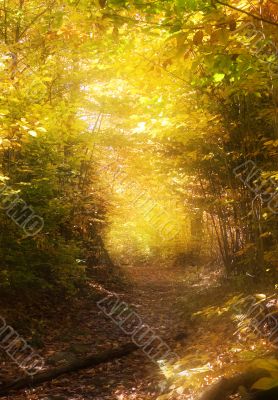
[262,212,268,219]
[254,293,267,300]
[252,358,278,372]
[177,369,190,377]
[213,73,225,82]
[28,130,37,137]
[193,305,224,318]
[0,175,9,182]
[202,152,214,161]
[264,139,278,147]
[235,349,259,361]
[0,109,10,116]
[175,362,212,378]
[132,122,146,133]
[186,150,198,160]
[165,357,214,397]
[191,11,206,24]
[18,118,47,137]
[0,138,12,148]
[252,377,278,390]
[176,386,185,394]
[57,25,83,40]
[157,394,170,400]
[259,232,272,239]
[252,359,278,390]
[37,127,47,133]
[183,48,192,60]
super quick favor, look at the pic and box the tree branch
[102,12,174,27]
[18,1,55,40]
[216,0,278,27]
[0,343,138,397]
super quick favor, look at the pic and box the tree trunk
[0,343,137,397]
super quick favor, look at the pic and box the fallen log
[0,330,187,396]
[0,342,137,397]
[197,368,270,400]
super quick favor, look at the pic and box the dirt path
[1,263,268,400]
[1,264,196,400]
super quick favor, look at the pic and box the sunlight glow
[132,121,146,133]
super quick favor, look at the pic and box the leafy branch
[216,0,278,27]
[18,0,56,40]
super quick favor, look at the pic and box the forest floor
[0,263,276,400]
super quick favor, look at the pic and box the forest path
[2,263,232,400]
[65,263,195,400]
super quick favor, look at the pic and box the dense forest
[0,0,278,399]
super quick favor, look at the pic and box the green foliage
[0,0,111,293]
